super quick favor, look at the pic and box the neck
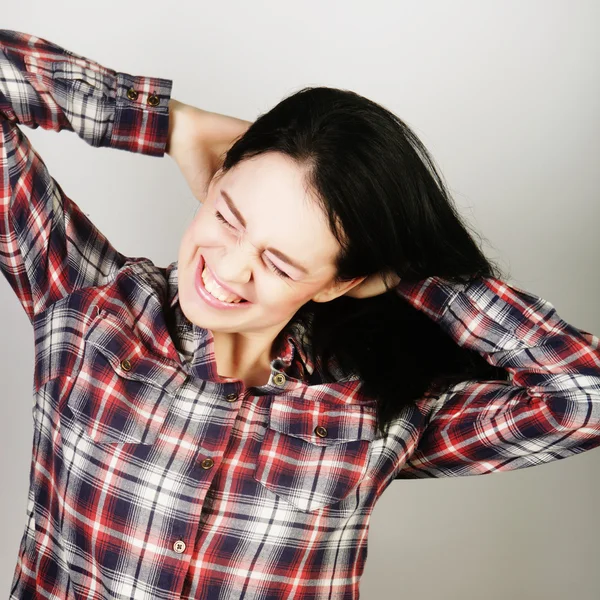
[211,329,278,385]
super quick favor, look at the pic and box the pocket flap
[269,396,377,447]
[65,311,187,444]
[85,311,187,396]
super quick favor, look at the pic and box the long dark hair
[218,86,510,437]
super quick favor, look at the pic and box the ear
[311,275,368,303]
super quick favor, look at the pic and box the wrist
[166,98,183,156]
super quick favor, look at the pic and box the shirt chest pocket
[64,311,187,445]
[254,396,377,513]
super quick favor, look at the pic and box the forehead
[215,153,341,271]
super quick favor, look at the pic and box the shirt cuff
[109,72,173,157]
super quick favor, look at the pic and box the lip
[194,254,252,310]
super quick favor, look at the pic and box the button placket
[273,373,286,387]
[200,458,214,470]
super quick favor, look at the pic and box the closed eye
[265,258,290,279]
[214,210,291,280]
[215,210,236,231]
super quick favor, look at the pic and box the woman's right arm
[0,29,173,323]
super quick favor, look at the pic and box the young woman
[1,29,599,600]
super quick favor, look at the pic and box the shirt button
[273,373,286,386]
[225,393,238,402]
[120,359,132,372]
[126,88,138,101]
[147,93,160,107]
[200,458,214,469]
[314,425,328,438]
[173,540,186,554]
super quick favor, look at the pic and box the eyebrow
[220,190,310,275]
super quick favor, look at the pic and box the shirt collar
[165,261,316,382]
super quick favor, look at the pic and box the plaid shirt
[1,29,599,600]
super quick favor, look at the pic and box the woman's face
[177,152,364,337]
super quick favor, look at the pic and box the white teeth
[201,265,244,303]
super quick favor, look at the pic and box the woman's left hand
[343,270,401,299]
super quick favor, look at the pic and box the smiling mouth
[197,255,250,304]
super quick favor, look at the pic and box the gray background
[2,1,599,598]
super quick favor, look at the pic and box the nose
[214,240,254,286]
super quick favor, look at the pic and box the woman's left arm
[166,99,251,202]
[393,276,600,478]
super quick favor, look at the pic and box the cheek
[181,213,219,251]
[260,283,314,313]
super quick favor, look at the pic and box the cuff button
[148,93,160,106]
[126,88,138,101]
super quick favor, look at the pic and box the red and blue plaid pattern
[2,29,599,600]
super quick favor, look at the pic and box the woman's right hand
[166,99,252,201]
